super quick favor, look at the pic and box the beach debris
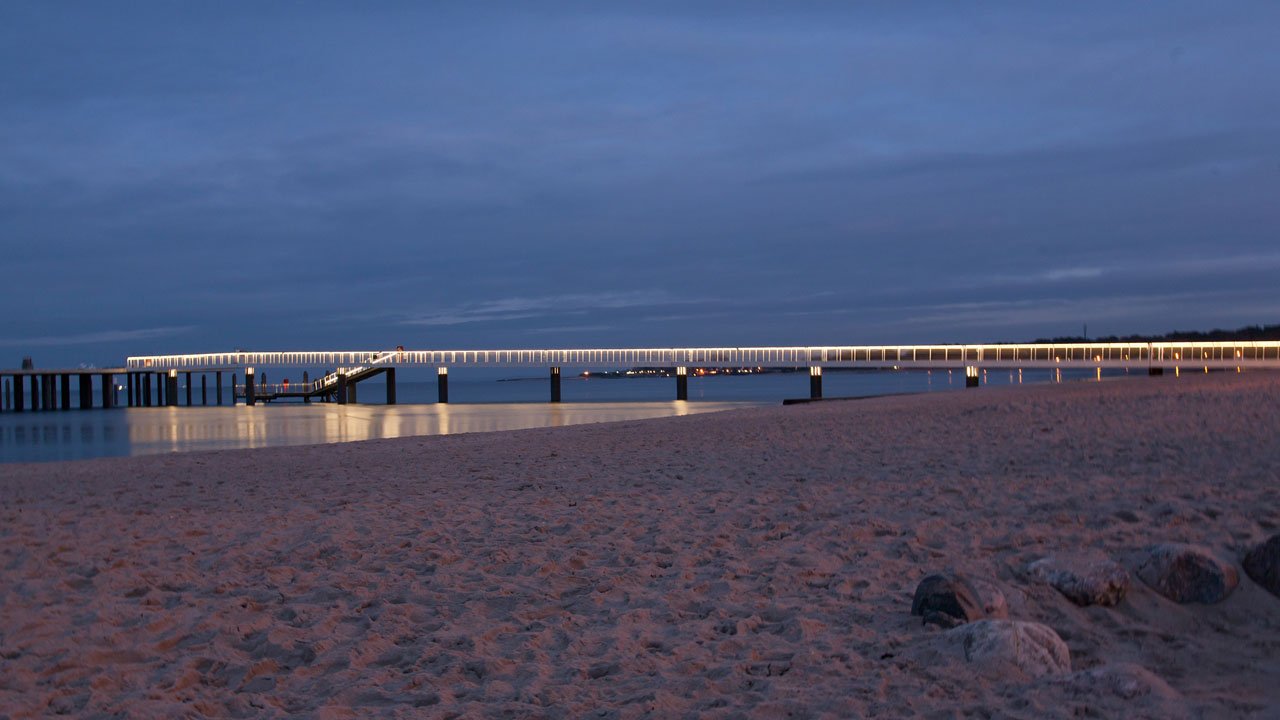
[951,619,1071,679]
[911,573,1007,628]
[1243,533,1280,598]
[1027,553,1130,606]
[1053,663,1181,702]
[1136,543,1238,604]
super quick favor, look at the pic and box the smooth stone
[1028,553,1131,606]
[1055,663,1180,702]
[1242,534,1280,599]
[911,573,1008,628]
[951,619,1071,680]
[1136,543,1238,604]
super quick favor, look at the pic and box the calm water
[0,369,1120,463]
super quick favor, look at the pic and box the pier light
[437,367,448,375]
[169,369,177,378]
[246,367,254,376]
[676,367,687,376]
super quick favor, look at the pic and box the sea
[0,368,1121,463]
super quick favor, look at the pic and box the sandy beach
[2,371,1279,718]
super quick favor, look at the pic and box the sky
[3,2,1279,368]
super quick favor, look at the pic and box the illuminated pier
[4,342,1275,413]
[119,341,1280,406]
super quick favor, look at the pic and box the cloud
[0,326,193,348]
[399,291,687,327]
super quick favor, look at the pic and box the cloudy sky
[3,2,1278,367]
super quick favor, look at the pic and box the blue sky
[3,2,1278,367]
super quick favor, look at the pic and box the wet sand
[2,372,1278,718]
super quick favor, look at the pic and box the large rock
[950,620,1071,680]
[1136,543,1238,604]
[911,573,1008,628]
[1027,553,1130,606]
[1242,534,1280,599]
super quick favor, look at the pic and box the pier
[6,341,1279,413]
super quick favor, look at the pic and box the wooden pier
[7,341,1279,413]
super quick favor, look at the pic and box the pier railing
[127,341,1280,372]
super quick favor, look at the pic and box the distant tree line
[1029,323,1280,344]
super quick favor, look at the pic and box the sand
[2,371,1279,718]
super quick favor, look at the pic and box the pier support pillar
[14,376,24,412]
[245,368,256,406]
[60,375,71,410]
[201,374,207,405]
[385,368,396,405]
[185,372,192,406]
[437,367,449,403]
[348,380,357,404]
[1148,367,1164,376]
[42,375,53,410]
[79,375,92,409]
[336,373,347,404]
[143,374,152,406]
[167,371,178,407]
[101,374,113,408]
[216,372,223,405]
[127,373,134,407]
[550,366,561,403]
[676,366,688,401]
[2,377,9,412]
[302,372,310,404]
[809,366,823,399]
[965,366,980,388]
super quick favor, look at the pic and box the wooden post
[550,366,561,403]
[245,368,256,406]
[809,366,823,399]
[676,366,688,401]
[965,366,980,388]
[167,371,178,407]
[385,367,396,405]
[79,374,93,409]
[437,367,449,403]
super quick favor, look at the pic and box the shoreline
[2,372,1278,716]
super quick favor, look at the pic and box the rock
[911,573,1008,628]
[1242,534,1280,599]
[1055,663,1179,702]
[1027,553,1130,606]
[1136,544,1238,604]
[951,620,1071,680]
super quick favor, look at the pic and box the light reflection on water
[0,368,1127,463]
[0,401,753,463]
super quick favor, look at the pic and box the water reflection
[0,401,745,463]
